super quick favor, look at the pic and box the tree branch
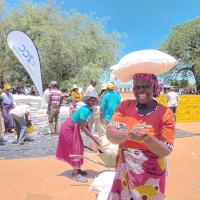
[177,66,194,73]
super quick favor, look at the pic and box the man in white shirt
[85,79,100,133]
[10,104,31,145]
[166,87,179,119]
[86,79,98,96]
[43,82,52,103]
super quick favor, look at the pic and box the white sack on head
[112,49,177,82]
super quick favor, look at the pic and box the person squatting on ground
[9,104,32,145]
[56,91,100,183]
[106,73,175,200]
[100,82,121,128]
[47,81,62,136]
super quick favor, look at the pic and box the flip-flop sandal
[72,174,88,183]
[78,169,87,176]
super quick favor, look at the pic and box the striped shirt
[49,89,62,108]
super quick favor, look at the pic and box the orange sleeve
[109,101,128,131]
[160,108,175,144]
[111,103,124,121]
[71,92,76,101]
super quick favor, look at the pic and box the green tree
[170,79,188,88]
[0,0,6,86]
[0,2,122,91]
[160,17,200,90]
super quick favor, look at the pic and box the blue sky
[4,0,200,57]
[4,0,200,84]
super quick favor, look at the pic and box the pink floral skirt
[108,146,166,200]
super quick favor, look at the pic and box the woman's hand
[128,132,147,141]
[80,120,100,146]
[128,124,150,142]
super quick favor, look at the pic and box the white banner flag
[7,31,43,96]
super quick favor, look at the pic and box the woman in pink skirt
[56,91,99,183]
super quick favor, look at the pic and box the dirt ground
[175,122,200,134]
[0,122,200,200]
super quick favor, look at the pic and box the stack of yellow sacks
[157,94,200,122]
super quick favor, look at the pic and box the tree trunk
[0,71,3,87]
[193,71,200,91]
[193,66,200,91]
[195,75,200,91]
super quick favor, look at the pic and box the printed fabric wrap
[108,146,166,200]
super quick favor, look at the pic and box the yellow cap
[4,83,11,90]
[107,82,115,90]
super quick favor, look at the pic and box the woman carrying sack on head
[106,73,175,200]
[56,91,100,183]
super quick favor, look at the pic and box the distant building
[116,82,133,93]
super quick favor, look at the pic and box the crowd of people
[0,74,179,199]
[0,83,34,145]
[0,80,121,145]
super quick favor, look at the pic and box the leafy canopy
[0,2,122,91]
[160,17,200,90]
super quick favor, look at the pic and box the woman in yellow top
[71,84,82,102]
[70,84,83,115]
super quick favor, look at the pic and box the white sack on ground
[89,171,115,191]
[88,124,118,168]
[98,134,118,155]
[97,188,113,200]
[89,171,115,200]
[89,125,118,156]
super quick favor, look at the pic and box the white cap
[82,91,99,104]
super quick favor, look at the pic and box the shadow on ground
[175,129,200,138]
[57,169,103,179]
[0,129,199,160]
